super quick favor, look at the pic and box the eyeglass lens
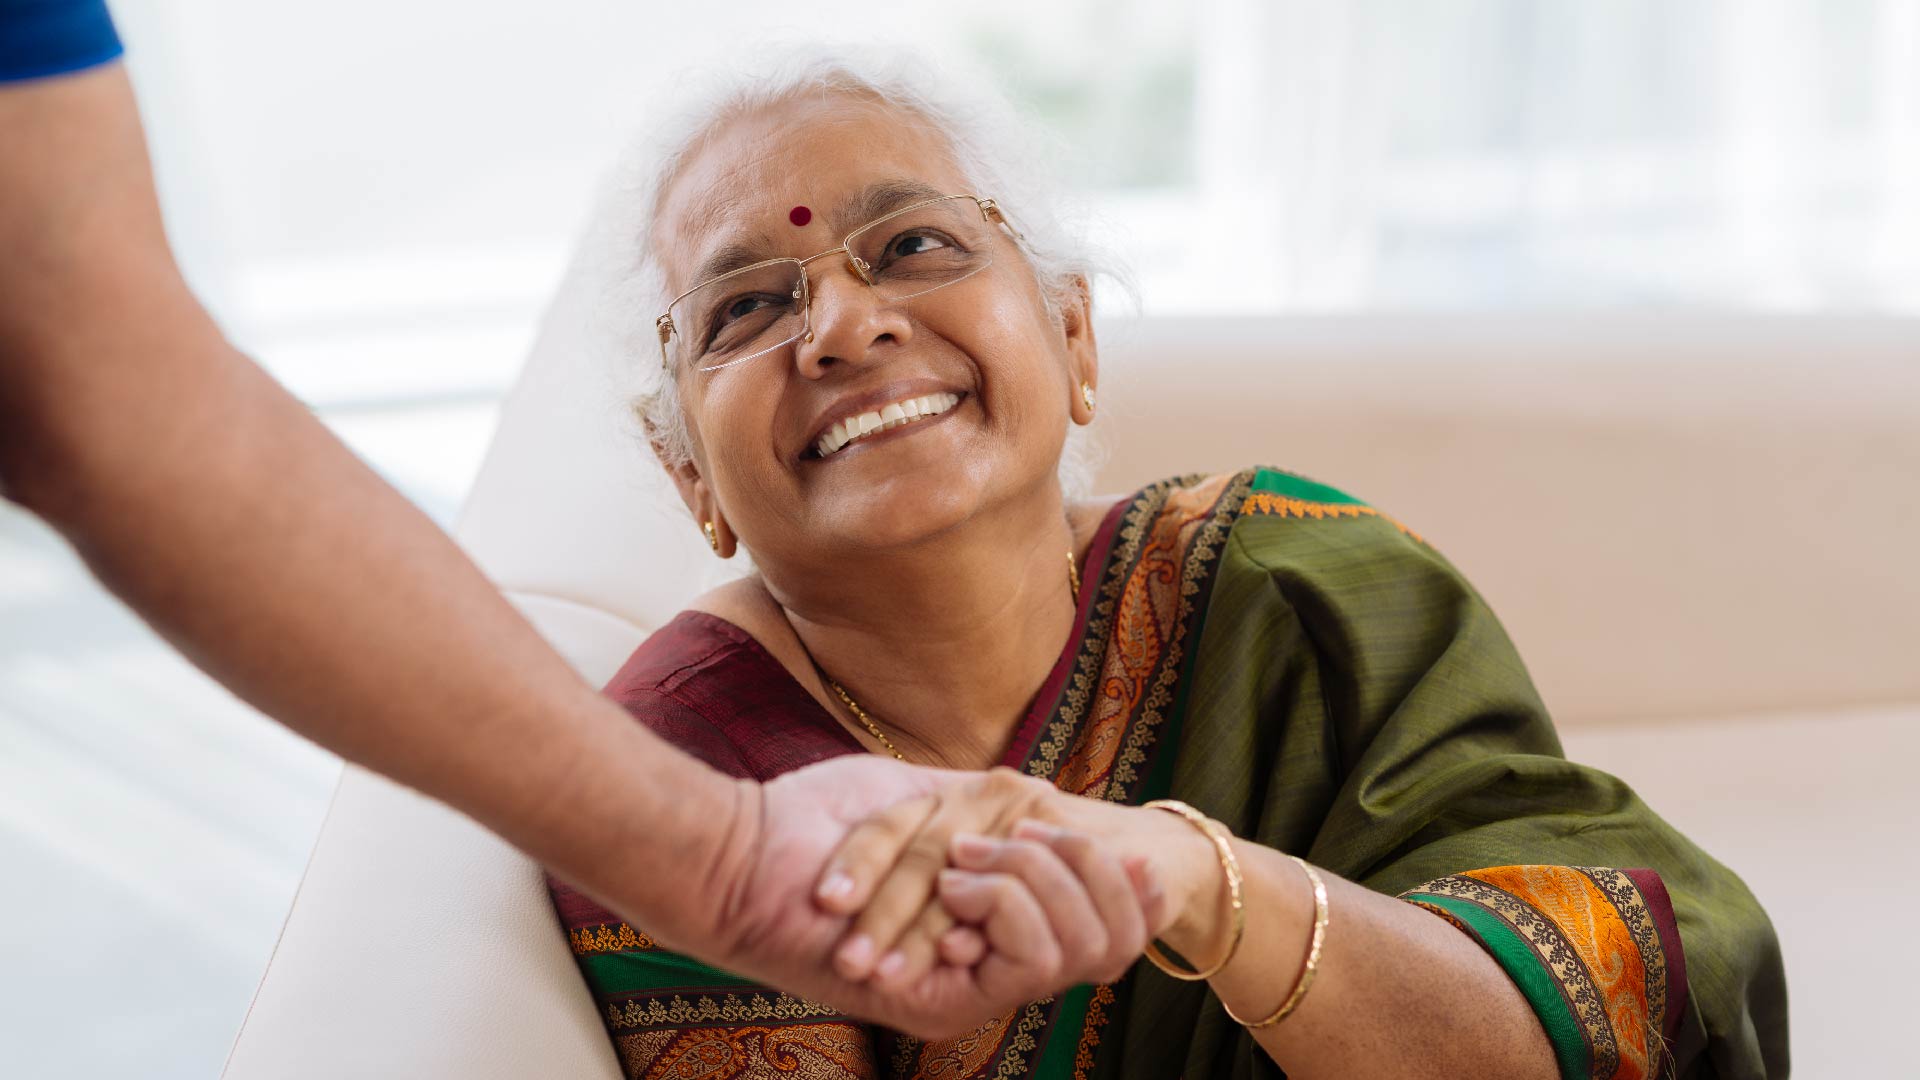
[667,196,998,372]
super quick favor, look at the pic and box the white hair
[584,49,1123,499]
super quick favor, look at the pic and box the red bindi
[788,205,813,227]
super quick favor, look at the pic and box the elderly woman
[545,59,1785,1080]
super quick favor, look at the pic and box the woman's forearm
[1165,841,1557,1079]
[1044,795,1555,1078]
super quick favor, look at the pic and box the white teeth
[813,392,961,458]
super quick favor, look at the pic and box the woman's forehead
[654,98,966,283]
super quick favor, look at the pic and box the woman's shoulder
[1228,466,1424,539]
[602,596,859,781]
[1115,465,1451,580]
[600,610,768,778]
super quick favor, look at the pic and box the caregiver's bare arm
[0,62,741,944]
[0,65,1165,1039]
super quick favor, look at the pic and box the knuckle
[1051,829,1096,862]
[899,826,951,868]
[919,906,955,937]
[886,795,942,834]
[1036,942,1066,982]
[982,767,1048,809]
[1073,926,1111,965]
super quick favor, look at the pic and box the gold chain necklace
[818,549,1082,762]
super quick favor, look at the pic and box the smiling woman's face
[653,92,1096,573]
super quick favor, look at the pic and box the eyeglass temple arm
[977,198,1024,241]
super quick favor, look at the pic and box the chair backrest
[223,248,1920,1075]
[462,303,1920,722]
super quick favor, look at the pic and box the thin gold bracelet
[1140,799,1245,982]
[1223,854,1329,1029]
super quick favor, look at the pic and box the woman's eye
[722,295,773,323]
[890,232,952,259]
[702,293,783,348]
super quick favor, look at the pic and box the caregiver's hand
[679,758,1165,1039]
[814,770,1228,992]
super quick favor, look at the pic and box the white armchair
[221,261,1920,1074]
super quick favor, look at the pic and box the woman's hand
[814,768,1235,993]
[677,758,1170,1040]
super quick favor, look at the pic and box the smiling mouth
[810,391,962,459]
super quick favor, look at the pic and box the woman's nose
[793,260,914,378]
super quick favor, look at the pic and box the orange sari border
[1406,865,1681,1080]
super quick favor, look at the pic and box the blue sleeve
[1,0,123,84]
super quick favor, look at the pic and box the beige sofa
[221,279,1920,1076]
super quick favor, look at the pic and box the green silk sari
[549,468,1786,1079]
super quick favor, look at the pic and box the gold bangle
[1223,854,1329,1029]
[1139,799,1245,982]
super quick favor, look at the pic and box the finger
[1124,854,1173,938]
[815,793,941,917]
[937,924,987,968]
[938,869,1063,1001]
[1013,820,1148,983]
[872,897,957,992]
[840,768,1050,982]
[948,833,1110,974]
[839,793,981,979]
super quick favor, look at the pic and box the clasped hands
[686,755,1236,1041]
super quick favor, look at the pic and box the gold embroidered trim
[987,1000,1049,1080]
[571,922,657,955]
[1577,867,1672,1048]
[1025,470,1249,806]
[1096,472,1248,803]
[892,998,1051,1080]
[1411,873,1621,1080]
[1239,491,1424,543]
[605,991,843,1032]
[1072,985,1118,1080]
[633,1023,875,1080]
[1026,482,1171,782]
[887,1032,919,1078]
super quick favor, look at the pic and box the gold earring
[702,520,720,552]
[1080,382,1096,413]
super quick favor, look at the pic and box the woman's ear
[1059,275,1100,426]
[648,422,738,559]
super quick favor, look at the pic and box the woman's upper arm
[1223,496,1786,1078]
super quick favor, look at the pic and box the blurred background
[2,0,1916,1076]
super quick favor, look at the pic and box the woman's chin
[797,458,1005,554]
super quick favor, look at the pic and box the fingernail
[876,950,907,980]
[952,834,1000,862]
[817,871,855,902]
[838,934,874,973]
[938,868,972,891]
